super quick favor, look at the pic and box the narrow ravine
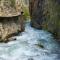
[0,22,60,60]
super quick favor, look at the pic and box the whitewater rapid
[0,22,60,60]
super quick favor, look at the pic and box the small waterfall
[0,22,59,60]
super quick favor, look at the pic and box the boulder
[29,0,60,41]
[0,15,24,42]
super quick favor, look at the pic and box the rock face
[0,0,22,17]
[0,15,24,42]
[0,0,24,42]
[29,0,60,41]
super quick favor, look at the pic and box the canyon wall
[29,0,60,41]
[0,0,24,42]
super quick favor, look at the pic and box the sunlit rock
[0,0,24,42]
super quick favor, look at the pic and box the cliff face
[0,15,24,42]
[29,0,60,41]
[0,0,22,16]
[0,0,24,42]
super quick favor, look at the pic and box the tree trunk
[29,0,60,41]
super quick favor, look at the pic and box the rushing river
[0,22,60,60]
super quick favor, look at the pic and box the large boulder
[0,0,24,42]
[0,15,24,42]
[29,0,60,41]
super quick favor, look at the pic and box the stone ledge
[0,14,24,43]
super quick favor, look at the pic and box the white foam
[0,22,59,60]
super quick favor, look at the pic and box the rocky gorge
[0,0,60,43]
[0,0,59,60]
[29,0,60,42]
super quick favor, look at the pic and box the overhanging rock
[29,0,60,42]
[0,14,24,42]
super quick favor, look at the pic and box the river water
[0,22,60,60]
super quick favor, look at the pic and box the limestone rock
[0,15,24,42]
[0,0,22,17]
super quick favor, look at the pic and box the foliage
[22,6,30,20]
[21,0,30,20]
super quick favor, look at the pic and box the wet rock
[29,0,60,42]
[0,16,24,42]
[35,44,44,48]
[28,58,34,60]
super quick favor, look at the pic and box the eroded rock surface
[29,0,60,41]
[0,0,24,42]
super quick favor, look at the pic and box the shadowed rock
[0,0,24,42]
[29,0,60,42]
[0,15,24,42]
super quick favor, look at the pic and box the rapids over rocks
[0,22,60,60]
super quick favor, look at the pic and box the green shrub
[22,5,30,20]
